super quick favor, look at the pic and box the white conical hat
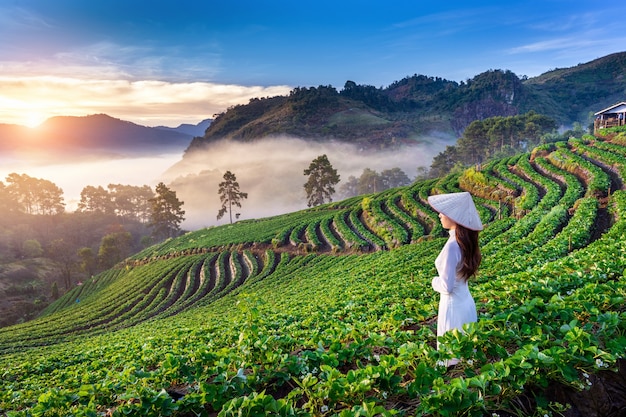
[427,191,483,231]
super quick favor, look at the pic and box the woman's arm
[432,242,462,294]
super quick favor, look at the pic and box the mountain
[0,113,194,160]
[184,51,626,156]
[155,118,212,137]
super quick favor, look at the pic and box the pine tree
[217,171,248,223]
[148,182,185,240]
[303,154,340,207]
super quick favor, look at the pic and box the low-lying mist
[0,152,183,210]
[162,135,453,230]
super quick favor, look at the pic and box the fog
[0,134,454,230]
[163,135,453,230]
[0,152,183,211]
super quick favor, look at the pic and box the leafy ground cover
[0,137,625,416]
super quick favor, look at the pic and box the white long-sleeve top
[431,229,464,294]
[431,229,477,347]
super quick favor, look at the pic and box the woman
[427,191,482,366]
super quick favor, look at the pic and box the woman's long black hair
[455,224,481,280]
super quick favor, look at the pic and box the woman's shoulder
[443,237,462,255]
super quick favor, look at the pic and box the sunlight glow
[0,76,292,127]
[24,112,47,128]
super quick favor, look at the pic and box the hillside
[184,52,626,155]
[1,130,626,415]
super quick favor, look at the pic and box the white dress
[431,229,477,353]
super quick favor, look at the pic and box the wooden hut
[594,102,626,133]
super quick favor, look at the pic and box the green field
[1,134,625,416]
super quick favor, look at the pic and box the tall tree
[109,184,155,222]
[303,154,340,207]
[339,175,359,199]
[148,182,185,240]
[77,247,98,277]
[47,238,76,290]
[380,168,411,189]
[37,180,65,215]
[97,231,132,269]
[357,168,383,195]
[0,181,18,213]
[217,171,248,223]
[5,173,65,215]
[77,185,114,215]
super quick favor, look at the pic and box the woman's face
[439,212,457,230]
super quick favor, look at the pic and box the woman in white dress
[427,192,483,366]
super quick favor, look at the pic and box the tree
[5,173,65,215]
[37,180,65,215]
[77,247,98,277]
[339,175,359,199]
[97,231,132,269]
[217,171,248,223]
[51,281,59,300]
[149,182,185,240]
[303,155,340,207]
[77,185,114,215]
[47,238,76,290]
[109,184,155,222]
[357,168,383,195]
[430,145,460,178]
[0,181,18,213]
[380,168,411,189]
[22,239,43,258]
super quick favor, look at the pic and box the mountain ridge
[155,118,212,137]
[0,114,198,161]
[184,51,626,156]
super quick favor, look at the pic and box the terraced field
[1,132,625,416]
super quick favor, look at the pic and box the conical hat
[427,191,483,231]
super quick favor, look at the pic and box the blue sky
[1,0,625,127]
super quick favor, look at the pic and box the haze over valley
[0,115,452,229]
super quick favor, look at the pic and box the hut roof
[595,102,626,115]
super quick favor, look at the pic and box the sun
[23,112,47,128]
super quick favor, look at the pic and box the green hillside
[1,132,626,416]
[185,52,626,154]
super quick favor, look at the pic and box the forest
[0,178,184,326]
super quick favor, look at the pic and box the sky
[2,0,626,128]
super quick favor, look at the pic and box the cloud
[162,136,453,230]
[0,75,292,127]
[507,37,600,55]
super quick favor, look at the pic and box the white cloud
[0,75,292,127]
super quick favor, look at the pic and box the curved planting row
[570,138,626,190]
[0,248,294,350]
[547,142,611,197]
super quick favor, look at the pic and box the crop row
[548,142,611,197]
[0,249,295,351]
[570,138,626,189]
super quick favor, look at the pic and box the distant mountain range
[0,114,212,161]
[184,51,626,155]
[156,119,212,137]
